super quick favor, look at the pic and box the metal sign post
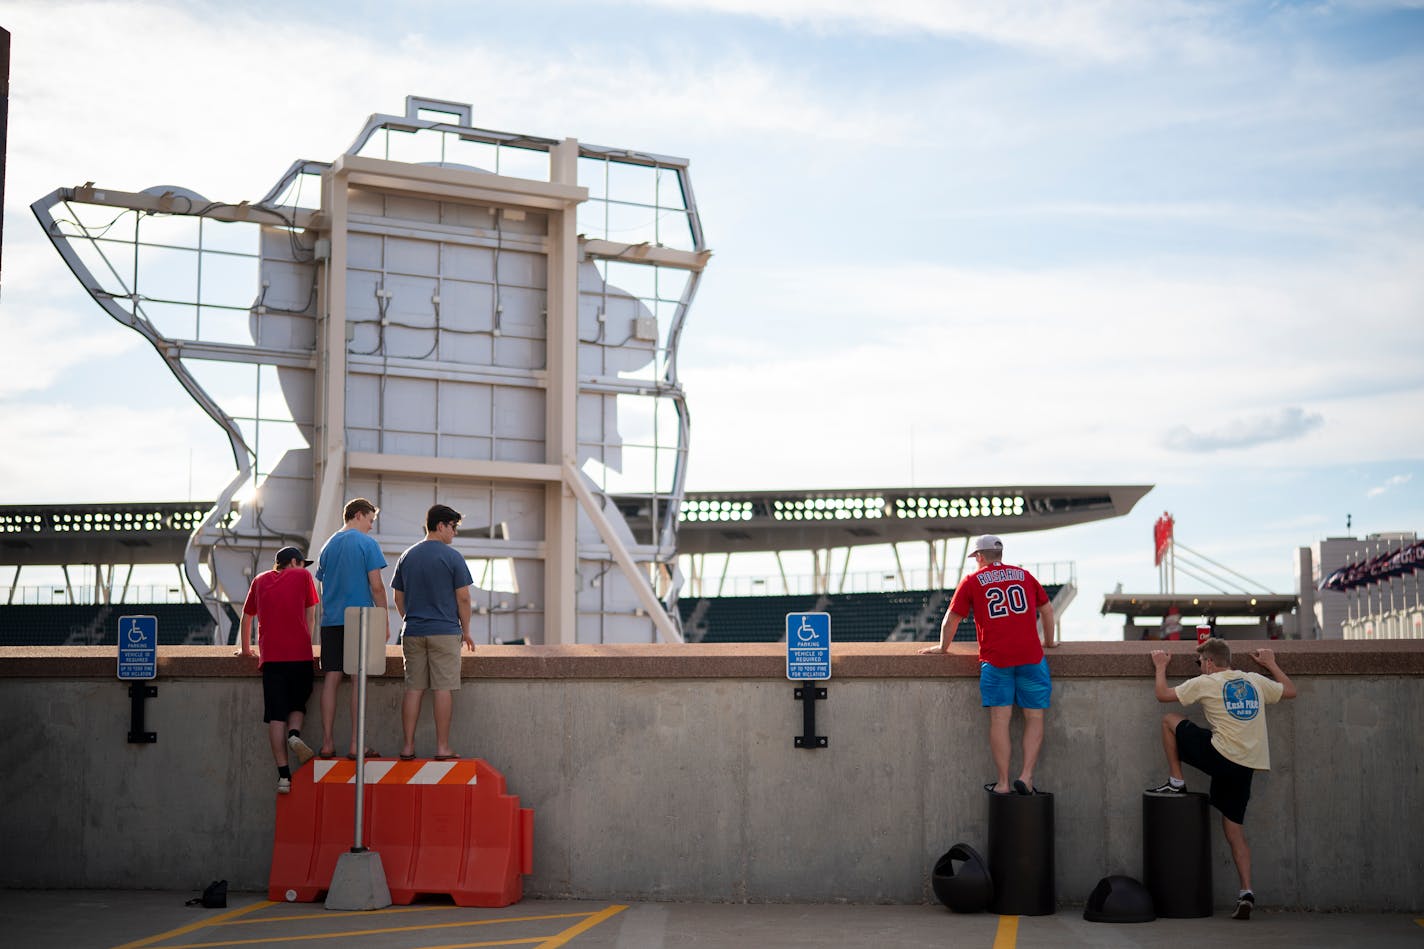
[117,615,158,744]
[786,612,831,749]
[352,607,371,851]
[325,606,391,911]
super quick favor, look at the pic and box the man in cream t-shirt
[1147,637,1297,920]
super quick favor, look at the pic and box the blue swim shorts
[979,658,1052,709]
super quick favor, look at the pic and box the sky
[2,0,1422,639]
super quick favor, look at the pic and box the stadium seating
[821,591,927,642]
[682,583,1065,645]
[4,585,1067,647]
[689,594,820,643]
[0,603,225,646]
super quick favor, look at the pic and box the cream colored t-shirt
[1175,670,1285,770]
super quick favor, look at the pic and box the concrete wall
[1,642,1421,910]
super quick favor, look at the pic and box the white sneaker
[276,777,291,795]
[287,735,315,768]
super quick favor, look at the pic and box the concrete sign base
[324,851,391,911]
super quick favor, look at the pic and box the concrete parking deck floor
[1,891,1421,949]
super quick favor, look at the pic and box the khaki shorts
[401,634,463,691]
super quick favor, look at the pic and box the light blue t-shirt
[391,539,473,637]
[314,528,388,627]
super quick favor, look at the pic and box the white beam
[564,462,683,644]
[346,451,562,484]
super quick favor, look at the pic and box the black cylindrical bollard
[1143,791,1213,917]
[987,790,1055,915]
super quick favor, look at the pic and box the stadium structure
[15,97,1152,646]
[1099,513,1422,642]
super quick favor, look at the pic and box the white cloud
[0,234,140,397]
[0,305,133,399]
[628,0,1226,63]
[0,401,234,503]
[2,1,903,204]
[684,243,1424,490]
[1368,473,1413,498]
[1163,408,1325,453]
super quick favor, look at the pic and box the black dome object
[931,843,993,913]
[1083,874,1156,923]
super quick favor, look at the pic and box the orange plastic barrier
[268,757,534,907]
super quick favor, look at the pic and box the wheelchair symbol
[126,620,148,644]
[796,617,817,643]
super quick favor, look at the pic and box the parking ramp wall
[0,641,1420,910]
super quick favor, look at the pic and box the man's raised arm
[1151,650,1178,703]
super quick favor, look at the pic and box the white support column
[563,462,682,643]
[687,554,702,598]
[310,168,351,547]
[544,138,581,644]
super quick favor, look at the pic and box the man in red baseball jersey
[239,546,320,795]
[921,535,1056,795]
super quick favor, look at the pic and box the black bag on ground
[186,879,228,908]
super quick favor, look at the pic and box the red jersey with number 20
[948,562,1050,668]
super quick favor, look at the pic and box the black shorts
[319,624,346,674]
[1176,719,1254,824]
[262,661,314,723]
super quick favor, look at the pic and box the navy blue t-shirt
[391,540,473,637]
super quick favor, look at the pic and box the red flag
[1153,513,1174,567]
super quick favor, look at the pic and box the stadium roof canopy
[1100,592,1298,619]
[0,503,215,567]
[635,483,1151,554]
[2,484,1150,567]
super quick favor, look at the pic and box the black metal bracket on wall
[793,683,827,749]
[128,682,157,743]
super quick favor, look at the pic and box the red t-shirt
[242,566,319,664]
[948,561,1050,668]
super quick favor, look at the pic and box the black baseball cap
[275,546,313,567]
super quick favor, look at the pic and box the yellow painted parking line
[534,905,628,948]
[157,908,621,949]
[110,901,273,949]
[221,907,595,927]
[401,940,543,949]
[991,915,1018,949]
[222,904,472,924]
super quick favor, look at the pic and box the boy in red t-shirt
[921,535,1056,795]
[239,546,320,794]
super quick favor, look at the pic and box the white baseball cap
[968,534,1004,554]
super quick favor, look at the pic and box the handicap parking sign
[117,615,158,680]
[786,612,831,680]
